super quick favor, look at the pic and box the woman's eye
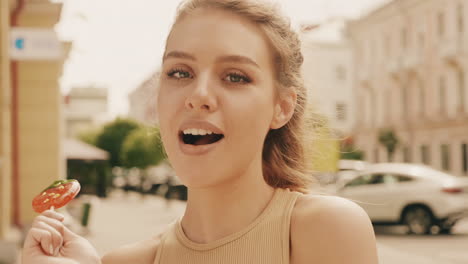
[168,70,192,79]
[224,73,251,83]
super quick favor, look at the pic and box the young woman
[22,0,379,263]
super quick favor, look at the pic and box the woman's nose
[184,76,217,112]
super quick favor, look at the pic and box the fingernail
[49,245,54,255]
[54,246,60,256]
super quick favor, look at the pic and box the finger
[24,227,54,256]
[62,222,80,241]
[35,221,63,256]
[32,215,79,247]
[33,215,66,236]
[42,209,65,222]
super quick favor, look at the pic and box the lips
[179,120,224,135]
[177,120,225,155]
[180,132,224,145]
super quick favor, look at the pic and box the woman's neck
[180,165,275,244]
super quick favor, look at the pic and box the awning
[64,138,109,161]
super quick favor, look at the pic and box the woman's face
[157,8,282,188]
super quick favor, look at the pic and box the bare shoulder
[101,233,163,264]
[290,193,379,264]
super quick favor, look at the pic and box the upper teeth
[183,128,214,136]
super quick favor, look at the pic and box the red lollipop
[32,179,81,213]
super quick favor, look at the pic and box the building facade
[301,19,355,136]
[347,0,468,176]
[128,72,159,125]
[1,1,68,261]
[64,86,108,137]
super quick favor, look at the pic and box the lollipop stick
[49,205,62,256]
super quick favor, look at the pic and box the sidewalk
[83,190,186,256]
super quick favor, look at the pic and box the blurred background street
[1,0,468,263]
[84,190,468,264]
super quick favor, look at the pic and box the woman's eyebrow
[216,55,259,68]
[163,51,197,61]
[163,51,259,69]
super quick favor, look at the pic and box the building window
[336,102,347,121]
[462,143,468,174]
[439,76,446,114]
[384,35,390,56]
[421,145,430,165]
[459,4,464,33]
[403,146,411,163]
[358,94,365,124]
[418,32,425,50]
[419,82,425,116]
[401,28,408,50]
[441,144,451,171]
[459,70,465,112]
[335,65,346,81]
[402,86,408,118]
[438,11,445,38]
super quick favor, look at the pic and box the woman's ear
[270,87,297,130]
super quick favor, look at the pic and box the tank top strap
[278,188,301,264]
[153,220,176,264]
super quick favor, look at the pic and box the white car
[335,163,468,235]
[338,159,369,171]
[333,160,370,186]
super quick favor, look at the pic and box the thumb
[62,224,80,242]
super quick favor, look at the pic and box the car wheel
[403,206,433,235]
[438,224,454,235]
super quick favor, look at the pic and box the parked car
[335,163,468,235]
[333,160,370,186]
[338,159,369,171]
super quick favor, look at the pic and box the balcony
[439,37,465,61]
[387,57,402,76]
[402,53,421,71]
[357,66,370,82]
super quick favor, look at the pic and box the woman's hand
[22,209,101,264]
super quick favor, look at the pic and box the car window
[345,174,384,187]
[382,173,414,184]
[368,174,384,184]
[396,175,413,182]
[383,174,398,184]
[344,176,365,187]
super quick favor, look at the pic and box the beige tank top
[153,187,301,264]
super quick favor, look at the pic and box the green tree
[340,136,364,160]
[378,128,399,162]
[77,128,102,146]
[95,118,140,167]
[121,127,166,169]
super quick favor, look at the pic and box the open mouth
[179,132,224,146]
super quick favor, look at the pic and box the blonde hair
[168,0,326,194]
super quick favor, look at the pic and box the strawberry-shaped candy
[32,179,81,213]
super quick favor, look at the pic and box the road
[375,222,468,264]
[82,191,468,263]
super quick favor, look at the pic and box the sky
[54,0,390,117]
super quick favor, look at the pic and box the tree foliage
[77,128,102,146]
[378,128,399,162]
[340,136,364,160]
[121,127,166,169]
[95,118,140,167]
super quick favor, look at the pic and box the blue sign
[10,27,62,61]
[14,37,24,50]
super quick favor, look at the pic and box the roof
[363,163,455,180]
[64,138,109,161]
